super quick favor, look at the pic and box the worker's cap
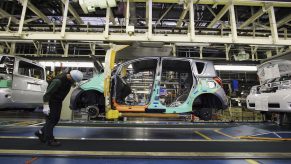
[70,70,83,83]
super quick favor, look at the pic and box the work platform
[0,120,291,163]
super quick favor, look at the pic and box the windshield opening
[0,56,15,75]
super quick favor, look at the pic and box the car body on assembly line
[247,59,291,113]
[70,57,228,120]
[0,55,48,110]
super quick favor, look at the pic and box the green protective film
[0,80,12,88]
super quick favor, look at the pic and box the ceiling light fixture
[214,65,257,72]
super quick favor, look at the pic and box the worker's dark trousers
[41,101,62,141]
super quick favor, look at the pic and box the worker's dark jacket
[43,73,72,103]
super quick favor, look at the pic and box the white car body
[247,59,291,113]
[0,55,48,109]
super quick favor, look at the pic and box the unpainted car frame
[0,55,47,110]
[70,57,228,120]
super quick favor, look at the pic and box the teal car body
[70,57,228,120]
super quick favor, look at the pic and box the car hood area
[257,59,291,83]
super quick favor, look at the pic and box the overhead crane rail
[0,0,290,46]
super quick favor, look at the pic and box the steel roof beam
[205,5,216,17]
[1,32,290,46]
[61,0,83,25]
[27,0,51,24]
[176,4,189,27]
[277,14,291,28]
[123,0,291,7]
[207,2,231,28]
[239,4,271,29]
[0,9,19,24]
[155,4,174,26]
[23,17,40,24]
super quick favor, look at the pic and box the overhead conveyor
[0,0,291,46]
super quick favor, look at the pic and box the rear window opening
[196,62,205,74]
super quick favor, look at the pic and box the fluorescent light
[39,61,94,68]
[175,43,210,47]
[214,65,257,72]
[249,45,284,48]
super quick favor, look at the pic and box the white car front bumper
[247,89,291,113]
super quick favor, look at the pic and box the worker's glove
[43,104,50,115]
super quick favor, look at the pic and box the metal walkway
[0,121,291,159]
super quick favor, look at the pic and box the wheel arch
[70,88,105,111]
[192,93,225,110]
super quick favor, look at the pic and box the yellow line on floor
[245,159,260,164]
[11,121,39,126]
[214,129,236,139]
[194,131,212,140]
[240,136,291,141]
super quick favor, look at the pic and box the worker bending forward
[35,70,83,146]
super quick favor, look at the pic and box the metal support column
[172,44,176,56]
[61,41,69,57]
[189,0,195,41]
[199,46,203,59]
[9,42,15,55]
[61,0,69,38]
[90,43,96,55]
[18,0,28,35]
[147,0,152,39]
[126,0,130,27]
[268,6,279,44]
[146,0,149,25]
[33,41,41,56]
[251,46,258,61]
[229,4,237,42]
[225,44,231,61]
[64,43,69,57]
[104,7,110,39]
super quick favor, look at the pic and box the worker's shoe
[47,139,61,146]
[34,130,46,143]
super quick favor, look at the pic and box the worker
[34,70,83,146]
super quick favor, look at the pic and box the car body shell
[0,55,47,109]
[247,59,291,113]
[70,57,228,113]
